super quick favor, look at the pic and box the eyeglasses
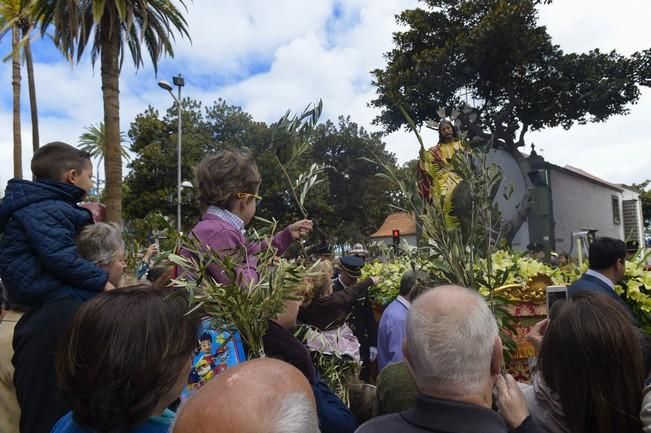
[236,192,262,204]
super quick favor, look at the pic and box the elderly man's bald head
[404,285,501,397]
[174,358,318,433]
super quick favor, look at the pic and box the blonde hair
[304,261,333,303]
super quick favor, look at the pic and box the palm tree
[35,0,190,221]
[78,121,129,198]
[0,0,40,164]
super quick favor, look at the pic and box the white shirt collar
[396,295,411,309]
[207,206,245,234]
[585,269,615,289]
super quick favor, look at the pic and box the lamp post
[158,74,185,232]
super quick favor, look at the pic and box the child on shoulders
[0,142,111,307]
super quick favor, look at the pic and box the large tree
[630,180,651,232]
[36,0,190,221]
[372,0,651,148]
[123,100,210,232]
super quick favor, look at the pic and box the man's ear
[490,336,503,377]
[403,338,422,391]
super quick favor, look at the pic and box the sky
[0,0,650,189]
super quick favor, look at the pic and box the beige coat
[0,310,22,433]
[518,372,570,433]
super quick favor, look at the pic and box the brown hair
[538,292,643,433]
[56,285,199,433]
[32,141,91,181]
[195,148,261,211]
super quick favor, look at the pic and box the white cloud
[0,0,649,188]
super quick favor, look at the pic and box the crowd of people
[0,142,649,433]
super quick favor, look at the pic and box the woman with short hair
[76,222,126,288]
[52,285,199,433]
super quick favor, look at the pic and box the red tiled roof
[369,212,417,237]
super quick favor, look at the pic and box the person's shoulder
[567,273,589,291]
[355,413,406,432]
[50,411,85,433]
[380,299,403,320]
[192,217,243,246]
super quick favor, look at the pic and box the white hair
[76,222,124,266]
[406,285,498,395]
[268,392,320,433]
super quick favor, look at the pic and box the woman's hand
[288,219,313,240]
[143,243,159,263]
[527,318,549,355]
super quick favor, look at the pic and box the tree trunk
[22,31,39,152]
[12,27,22,179]
[100,18,122,222]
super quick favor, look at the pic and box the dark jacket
[332,277,377,362]
[299,278,373,330]
[567,272,632,314]
[262,320,358,433]
[357,394,539,433]
[12,297,84,433]
[263,320,317,383]
[0,179,108,306]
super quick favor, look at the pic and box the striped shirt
[206,206,245,235]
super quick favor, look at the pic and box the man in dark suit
[568,237,629,313]
[333,256,377,381]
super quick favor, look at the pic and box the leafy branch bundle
[268,100,326,219]
[170,220,315,358]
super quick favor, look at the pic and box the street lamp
[158,74,185,232]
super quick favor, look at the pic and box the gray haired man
[356,285,539,433]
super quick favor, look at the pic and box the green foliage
[35,0,190,71]
[629,180,651,231]
[269,100,324,219]
[170,221,316,358]
[78,121,130,161]
[372,0,651,147]
[123,101,209,235]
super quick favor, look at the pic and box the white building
[512,161,645,254]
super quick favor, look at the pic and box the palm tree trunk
[12,27,22,179]
[100,18,122,222]
[22,31,39,152]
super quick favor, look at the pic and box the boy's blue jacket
[0,179,108,306]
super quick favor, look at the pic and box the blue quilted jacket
[0,179,108,306]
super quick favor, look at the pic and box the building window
[612,195,621,225]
